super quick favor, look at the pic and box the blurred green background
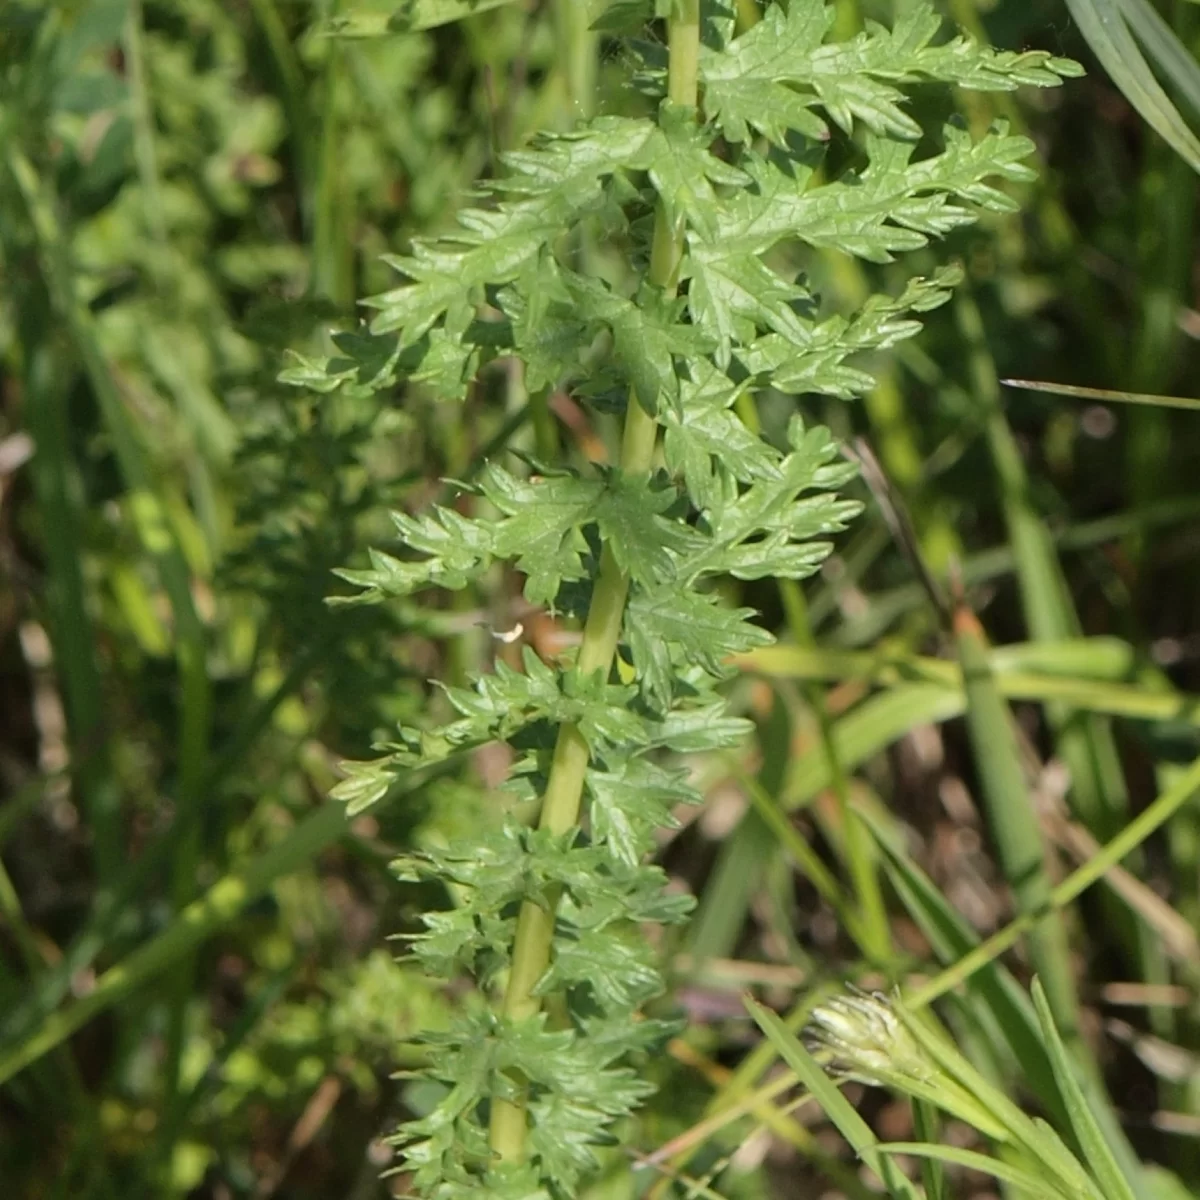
[3,1,1200,1197]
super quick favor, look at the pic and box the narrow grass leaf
[746,999,922,1200]
[860,805,1069,1129]
[784,684,965,809]
[910,1102,946,1200]
[908,755,1200,1009]
[739,643,1200,728]
[1031,978,1141,1200]
[953,605,1086,1068]
[1118,0,1200,117]
[1004,377,1200,412]
[1064,0,1200,173]
[875,1143,1074,1199]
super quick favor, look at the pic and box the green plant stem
[556,0,596,120]
[487,0,700,1166]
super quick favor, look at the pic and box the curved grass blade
[746,999,922,1200]
[1065,0,1200,173]
[783,684,966,809]
[1119,0,1200,118]
[861,805,1070,1130]
[875,1144,1078,1200]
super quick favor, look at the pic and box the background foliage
[2,1,1200,1198]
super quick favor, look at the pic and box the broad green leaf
[711,126,1038,265]
[564,272,713,413]
[585,761,697,867]
[661,364,781,510]
[634,103,749,238]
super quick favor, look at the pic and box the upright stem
[556,0,597,121]
[488,0,701,1166]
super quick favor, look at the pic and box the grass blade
[876,1143,1074,1198]
[1031,978,1141,1200]
[1064,0,1200,173]
[738,642,1200,731]
[861,805,1069,1129]
[1119,0,1200,117]
[908,754,1200,1008]
[20,312,118,882]
[746,999,922,1200]
[1004,377,1200,412]
[949,605,1152,1193]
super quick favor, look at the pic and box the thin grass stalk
[911,1098,947,1200]
[829,494,1200,647]
[647,988,878,1200]
[865,806,1074,1130]
[486,0,701,1164]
